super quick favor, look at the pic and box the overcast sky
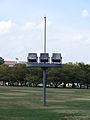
[0,0,90,63]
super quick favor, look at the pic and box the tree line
[0,62,90,88]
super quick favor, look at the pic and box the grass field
[0,86,90,120]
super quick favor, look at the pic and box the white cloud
[0,19,90,63]
[0,20,12,33]
[0,20,52,34]
[37,20,52,29]
[81,9,88,17]
[72,34,90,43]
[22,22,36,31]
[0,20,17,34]
[72,35,83,41]
[21,20,52,31]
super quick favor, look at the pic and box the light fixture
[27,53,38,63]
[52,53,62,63]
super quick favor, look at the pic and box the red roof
[4,61,16,65]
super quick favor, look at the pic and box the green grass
[0,87,90,120]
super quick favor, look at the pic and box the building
[4,61,16,67]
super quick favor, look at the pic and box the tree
[78,63,89,88]
[47,68,61,88]
[0,57,4,65]
[70,64,85,88]
[12,64,28,86]
[84,64,90,89]
[25,68,42,87]
[61,64,72,88]
[0,64,10,85]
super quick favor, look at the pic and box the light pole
[44,16,46,53]
[27,17,62,106]
[43,16,47,106]
[43,67,46,106]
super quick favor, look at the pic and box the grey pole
[44,16,46,53]
[43,16,46,106]
[43,68,46,106]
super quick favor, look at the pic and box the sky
[0,0,90,63]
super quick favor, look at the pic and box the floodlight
[52,53,62,63]
[26,17,63,106]
[40,53,50,63]
[27,53,38,63]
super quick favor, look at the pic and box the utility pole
[43,16,47,106]
[44,16,46,53]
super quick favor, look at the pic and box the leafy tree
[84,64,90,88]
[0,61,90,89]
[0,57,4,65]
[61,64,72,88]
[78,63,90,88]
[47,68,61,88]
[0,64,10,85]
[12,64,28,86]
[25,68,42,87]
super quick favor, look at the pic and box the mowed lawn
[0,87,90,120]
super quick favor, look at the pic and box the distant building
[4,61,16,67]
[18,61,27,64]
[4,61,26,67]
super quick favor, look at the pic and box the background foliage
[0,62,90,88]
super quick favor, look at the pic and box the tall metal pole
[43,68,46,106]
[43,16,46,106]
[44,16,46,53]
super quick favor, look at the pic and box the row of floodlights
[27,53,62,63]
